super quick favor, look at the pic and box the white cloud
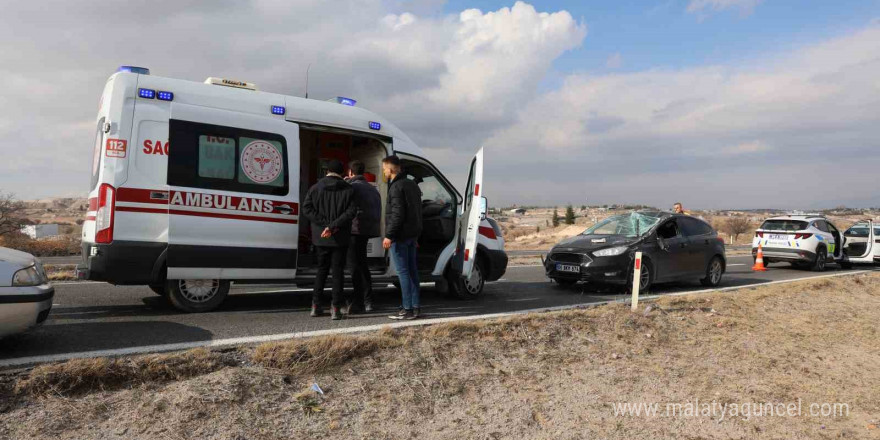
[480,25,880,208]
[605,52,622,69]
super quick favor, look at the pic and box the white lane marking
[51,281,105,286]
[1,269,871,369]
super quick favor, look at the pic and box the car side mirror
[657,236,669,251]
[479,197,488,220]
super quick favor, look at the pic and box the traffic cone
[752,243,767,271]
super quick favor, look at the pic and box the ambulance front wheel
[166,279,230,313]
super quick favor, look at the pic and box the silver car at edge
[0,247,54,338]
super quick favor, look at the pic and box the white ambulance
[78,66,508,312]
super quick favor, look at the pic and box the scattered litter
[868,424,877,430]
[611,353,620,359]
[310,383,325,396]
[645,333,652,338]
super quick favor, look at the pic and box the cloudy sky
[2,0,880,209]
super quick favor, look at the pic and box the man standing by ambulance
[302,159,357,320]
[381,155,423,320]
[345,160,381,313]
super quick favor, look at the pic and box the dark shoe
[411,307,421,320]
[310,305,324,317]
[346,303,365,315]
[364,302,374,313]
[389,309,412,320]
[331,307,344,320]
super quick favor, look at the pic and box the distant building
[20,224,60,239]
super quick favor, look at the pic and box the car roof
[763,215,825,221]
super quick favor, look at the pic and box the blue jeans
[390,238,420,309]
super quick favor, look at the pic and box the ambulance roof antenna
[304,63,311,99]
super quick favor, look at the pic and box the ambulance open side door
[166,103,300,280]
[452,148,485,280]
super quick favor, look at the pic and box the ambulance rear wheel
[448,258,486,299]
[166,279,230,313]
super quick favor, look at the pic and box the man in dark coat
[381,155,423,320]
[301,159,357,320]
[345,160,381,313]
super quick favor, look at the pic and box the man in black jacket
[302,159,357,320]
[381,155,423,320]
[345,160,381,313]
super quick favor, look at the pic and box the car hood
[551,234,640,253]
[0,247,36,269]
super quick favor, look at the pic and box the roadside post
[631,252,643,311]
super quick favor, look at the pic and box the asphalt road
[1,255,872,365]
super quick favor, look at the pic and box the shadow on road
[0,321,214,359]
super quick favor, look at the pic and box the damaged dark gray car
[543,211,726,291]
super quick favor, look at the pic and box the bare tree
[723,217,753,242]
[0,192,25,236]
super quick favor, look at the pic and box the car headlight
[593,246,630,257]
[12,265,47,286]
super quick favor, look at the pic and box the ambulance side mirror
[479,197,488,220]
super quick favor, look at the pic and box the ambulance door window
[168,120,289,196]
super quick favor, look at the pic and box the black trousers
[348,235,374,306]
[313,245,348,308]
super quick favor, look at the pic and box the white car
[0,247,54,338]
[841,220,879,268]
[752,215,844,271]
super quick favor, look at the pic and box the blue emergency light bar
[369,121,381,130]
[118,66,150,75]
[138,88,156,99]
[336,97,357,106]
[157,91,174,101]
[271,105,286,115]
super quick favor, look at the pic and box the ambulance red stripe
[115,206,298,224]
[478,226,497,239]
[114,187,299,215]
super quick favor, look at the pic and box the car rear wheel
[811,248,828,272]
[166,279,230,313]
[700,257,724,287]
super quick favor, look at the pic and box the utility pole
[305,63,311,99]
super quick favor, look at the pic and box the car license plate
[556,263,580,273]
[768,234,788,241]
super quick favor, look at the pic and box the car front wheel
[625,259,652,293]
[166,279,230,313]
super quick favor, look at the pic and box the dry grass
[252,333,401,374]
[13,348,235,396]
[3,273,880,439]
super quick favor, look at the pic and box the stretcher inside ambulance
[78,67,508,312]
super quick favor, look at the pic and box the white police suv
[752,215,844,271]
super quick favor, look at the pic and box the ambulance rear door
[166,103,300,280]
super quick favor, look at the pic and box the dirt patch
[2,274,880,439]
